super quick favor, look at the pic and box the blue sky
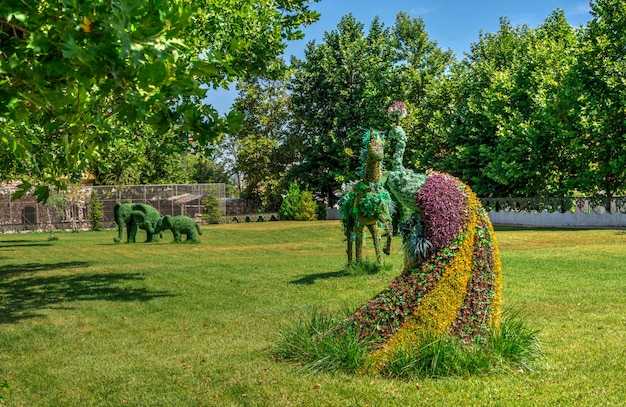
[208,0,592,114]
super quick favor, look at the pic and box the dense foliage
[231,74,298,209]
[4,1,624,202]
[235,2,625,201]
[202,188,222,224]
[0,0,319,200]
[279,181,319,221]
[286,12,451,204]
[87,190,104,231]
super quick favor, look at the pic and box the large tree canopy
[238,5,623,202]
[288,12,452,204]
[0,0,318,200]
[430,11,579,197]
[570,0,626,197]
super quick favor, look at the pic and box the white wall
[488,209,626,228]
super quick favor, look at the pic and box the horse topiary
[339,129,393,265]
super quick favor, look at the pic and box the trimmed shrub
[202,188,222,224]
[280,182,318,221]
[88,190,104,231]
[294,190,318,221]
[279,182,301,220]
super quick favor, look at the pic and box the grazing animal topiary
[113,202,162,243]
[157,215,203,243]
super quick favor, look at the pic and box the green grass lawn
[1,222,624,406]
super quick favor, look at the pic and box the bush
[88,190,104,231]
[202,188,222,224]
[294,190,318,221]
[280,182,318,221]
[279,182,301,220]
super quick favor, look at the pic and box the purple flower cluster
[386,101,408,119]
[416,173,467,254]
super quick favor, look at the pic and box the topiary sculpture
[339,129,393,265]
[113,202,162,243]
[157,215,203,243]
[336,103,502,374]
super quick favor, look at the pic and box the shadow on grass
[289,270,345,285]
[0,261,90,278]
[0,239,42,244]
[0,261,175,324]
[0,240,53,249]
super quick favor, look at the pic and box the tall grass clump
[379,311,542,379]
[272,310,372,374]
[275,309,542,380]
[486,310,543,372]
[342,259,391,276]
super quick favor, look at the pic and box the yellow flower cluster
[369,188,480,370]
[486,212,503,329]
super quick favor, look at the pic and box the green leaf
[7,12,27,23]
[11,181,31,202]
[27,33,52,54]
[33,185,51,203]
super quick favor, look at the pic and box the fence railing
[480,196,626,214]
[0,183,227,233]
[481,196,626,228]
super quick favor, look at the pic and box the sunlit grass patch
[0,224,624,406]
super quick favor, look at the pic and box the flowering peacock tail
[338,171,502,373]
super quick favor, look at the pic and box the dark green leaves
[1,0,319,199]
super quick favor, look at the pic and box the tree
[569,0,626,197]
[202,188,222,224]
[294,190,318,221]
[0,0,319,200]
[87,123,194,185]
[88,190,104,231]
[434,12,579,197]
[288,12,452,204]
[189,155,231,185]
[288,14,396,204]
[388,12,454,171]
[232,73,297,210]
[279,182,301,220]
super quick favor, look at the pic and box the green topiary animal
[113,202,162,243]
[157,215,203,243]
[339,129,393,265]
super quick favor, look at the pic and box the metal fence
[0,183,225,233]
